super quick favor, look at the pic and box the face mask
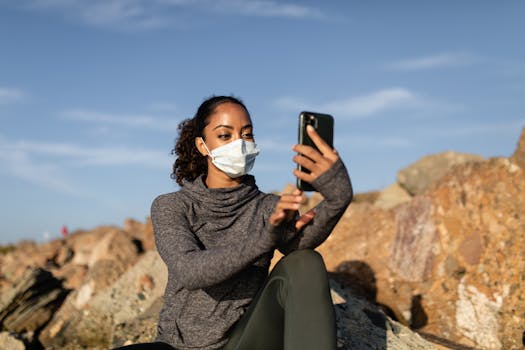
[200,138,260,178]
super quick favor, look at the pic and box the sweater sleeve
[278,158,353,254]
[152,194,279,291]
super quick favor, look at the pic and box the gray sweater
[152,159,353,350]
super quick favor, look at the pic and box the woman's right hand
[269,188,315,230]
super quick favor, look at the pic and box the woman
[116,95,353,350]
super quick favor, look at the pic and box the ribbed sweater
[151,158,353,350]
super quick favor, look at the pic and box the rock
[397,151,484,195]
[330,279,437,350]
[419,158,525,350]
[510,127,525,169]
[352,191,381,204]
[316,202,418,326]
[111,297,163,347]
[0,239,78,298]
[54,244,74,266]
[374,183,412,209]
[142,219,155,251]
[51,263,88,290]
[123,218,156,252]
[0,241,45,291]
[0,331,26,350]
[86,258,134,295]
[39,250,167,349]
[49,231,141,313]
[455,277,503,349]
[69,226,118,266]
[87,229,139,268]
[0,268,68,334]
[316,130,525,349]
[136,274,155,293]
[319,156,525,349]
[390,197,439,282]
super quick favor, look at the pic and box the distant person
[114,96,353,350]
[61,225,68,237]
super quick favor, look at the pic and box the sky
[1,0,524,245]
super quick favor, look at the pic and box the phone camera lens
[306,115,318,128]
[306,115,315,125]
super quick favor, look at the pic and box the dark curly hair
[171,95,250,186]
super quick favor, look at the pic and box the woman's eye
[243,133,254,139]
[218,134,231,140]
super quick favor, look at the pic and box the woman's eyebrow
[212,124,253,131]
[212,124,233,130]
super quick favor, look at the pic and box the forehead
[207,102,252,128]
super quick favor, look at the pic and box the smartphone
[297,111,334,191]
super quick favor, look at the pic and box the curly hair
[171,95,249,186]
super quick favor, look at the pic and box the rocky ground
[1,128,524,350]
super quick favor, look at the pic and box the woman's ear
[195,137,208,156]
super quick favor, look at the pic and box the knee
[286,249,323,263]
[279,249,327,277]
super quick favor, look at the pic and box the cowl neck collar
[180,174,261,213]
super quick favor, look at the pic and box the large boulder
[330,280,437,350]
[374,183,412,209]
[317,154,525,349]
[0,267,69,348]
[419,157,524,350]
[83,228,139,268]
[39,250,167,349]
[68,226,119,266]
[316,202,410,323]
[397,151,484,195]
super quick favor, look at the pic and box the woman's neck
[205,167,243,188]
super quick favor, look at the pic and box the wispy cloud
[16,0,326,30]
[60,109,181,132]
[0,135,170,195]
[0,87,25,105]
[0,136,88,196]
[19,0,169,30]
[386,52,477,71]
[207,0,325,19]
[12,139,169,167]
[275,88,421,120]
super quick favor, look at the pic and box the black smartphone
[297,111,334,191]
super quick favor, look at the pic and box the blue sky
[1,0,524,244]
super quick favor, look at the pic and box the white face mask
[200,138,260,178]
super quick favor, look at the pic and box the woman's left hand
[292,125,339,184]
[269,189,315,231]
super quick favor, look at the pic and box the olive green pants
[222,249,336,350]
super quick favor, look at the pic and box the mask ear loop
[199,137,213,159]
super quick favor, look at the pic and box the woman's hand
[269,126,337,231]
[269,188,316,231]
[293,125,339,185]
